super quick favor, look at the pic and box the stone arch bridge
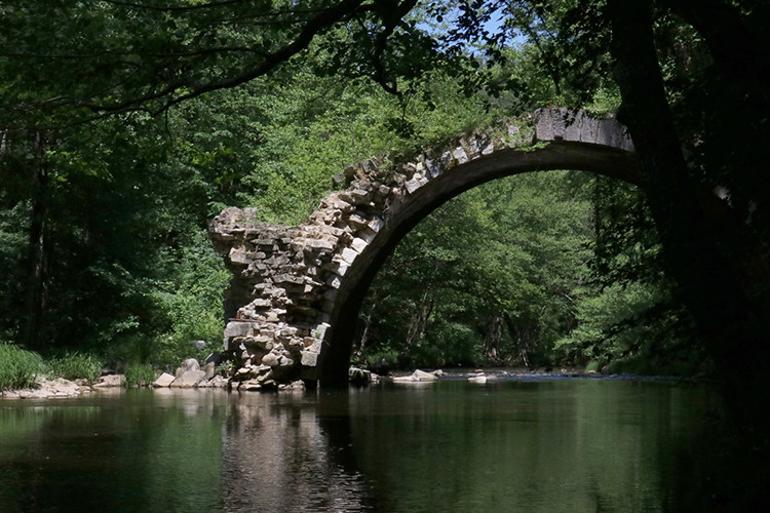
[209,108,639,389]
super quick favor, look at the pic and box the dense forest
[0,1,767,392]
[0,47,696,377]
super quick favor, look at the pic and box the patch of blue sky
[414,2,527,55]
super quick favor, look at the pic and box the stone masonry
[209,108,638,389]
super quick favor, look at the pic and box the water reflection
[220,391,373,512]
[0,380,723,513]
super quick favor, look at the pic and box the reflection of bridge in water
[220,391,373,512]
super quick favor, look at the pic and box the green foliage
[125,364,156,388]
[47,353,103,382]
[364,349,400,371]
[0,4,707,377]
[240,70,498,224]
[359,171,596,369]
[149,230,229,366]
[0,343,43,391]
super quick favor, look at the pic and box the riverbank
[1,347,706,400]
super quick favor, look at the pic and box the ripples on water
[0,379,717,513]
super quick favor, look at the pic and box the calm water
[0,378,716,513]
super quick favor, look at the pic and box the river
[0,377,717,513]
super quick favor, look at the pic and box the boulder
[153,372,176,388]
[192,340,207,351]
[203,361,216,380]
[262,352,280,367]
[392,369,443,383]
[181,358,200,372]
[468,374,488,384]
[94,374,126,388]
[204,352,222,366]
[413,369,441,381]
[257,370,274,383]
[349,367,372,386]
[239,379,262,391]
[278,380,305,392]
[170,370,206,388]
[2,378,82,399]
[207,375,229,388]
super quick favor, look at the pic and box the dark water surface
[0,378,716,513]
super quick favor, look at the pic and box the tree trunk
[504,313,531,368]
[357,290,380,355]
[483,314,504,362]
[23,131,50,350]
[607,0,770,422]
[405,290,433,348]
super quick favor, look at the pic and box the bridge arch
[210,109,640,389]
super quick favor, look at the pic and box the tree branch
[83,0,369,114]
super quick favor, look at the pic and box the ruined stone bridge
[209,108,639,389]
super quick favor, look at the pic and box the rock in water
[393,369,443,383]
[412,369,441,381]
[207,375,229,388]
[170,370,206,388]
[468,374,488,384]
[94,374,126,388]
[349,367,372,385]
[153,372,176,388]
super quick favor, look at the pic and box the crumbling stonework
[209,108,638,389]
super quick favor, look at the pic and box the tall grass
[125,364,156,387]
[0,343,43,391]
[47,352,103,382]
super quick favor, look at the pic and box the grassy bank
[0,345,106,391]
[0,343,176,392]
[0,343,43,390]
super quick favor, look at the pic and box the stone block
[301,351,318,367]
[452,146,469,163]
[228,247,250,266]
[262,353,280,367]
[404,177,422,194]
[224,321,254,341]
[350,237,368,253]
[153,372,176,388]
[239,380,262,391]
[340,247,358,264]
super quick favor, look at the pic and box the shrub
[47,352,103,382]
[365,349,400,373]
[0,343,43,391]
[125,364,156,387]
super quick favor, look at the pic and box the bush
[125,364,156,387]
[0,343,43,391]
[365,349,399,373]
[149,230,228,366]
[47,352,103,382]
